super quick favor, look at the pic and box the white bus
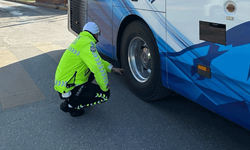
[68,0,250,130]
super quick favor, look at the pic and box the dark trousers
[59,73,110,109]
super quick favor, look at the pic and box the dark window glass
[200,21,226,45]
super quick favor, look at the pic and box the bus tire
[120,20,172,101]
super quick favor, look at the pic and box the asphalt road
[1,1,250,150]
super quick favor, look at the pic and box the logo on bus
[148,0,156,4]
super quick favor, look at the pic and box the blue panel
[88,0,113,58]
[165,21,250,130]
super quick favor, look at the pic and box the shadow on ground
[150,93,250,147]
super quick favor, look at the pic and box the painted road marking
[32,42,65,63]
[0,50,46,109]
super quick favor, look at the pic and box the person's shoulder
[79,33,92,42]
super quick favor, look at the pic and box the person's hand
[112,67,125,75]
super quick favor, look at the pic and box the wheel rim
[128,37,152,83]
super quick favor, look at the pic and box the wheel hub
[140,46,150,70]
[128,37,152,83]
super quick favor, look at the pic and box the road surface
[1,1,250,150]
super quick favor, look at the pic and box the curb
[5,0,68,11]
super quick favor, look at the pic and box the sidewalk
[5,0,68,11]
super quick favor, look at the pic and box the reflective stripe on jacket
[54,31,112,93]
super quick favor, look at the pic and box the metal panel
[69,0,87,35]
[113,0,165,12]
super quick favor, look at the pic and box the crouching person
[54,22,124,117]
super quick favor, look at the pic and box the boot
[69,109,85,117]
[60,101,71,112]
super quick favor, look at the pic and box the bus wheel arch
[116,15,144,62]
[119,20,172,101]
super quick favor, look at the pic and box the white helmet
[82,22,99,34]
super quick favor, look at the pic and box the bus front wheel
[120,20,171,101]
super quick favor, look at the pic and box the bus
[67,0,250,130]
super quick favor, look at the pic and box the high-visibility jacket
[54,31,113,94]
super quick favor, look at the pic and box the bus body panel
[88,0,113,58]
[113,0,165,12]
[165,0,250,129]
[69,0,250,130]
